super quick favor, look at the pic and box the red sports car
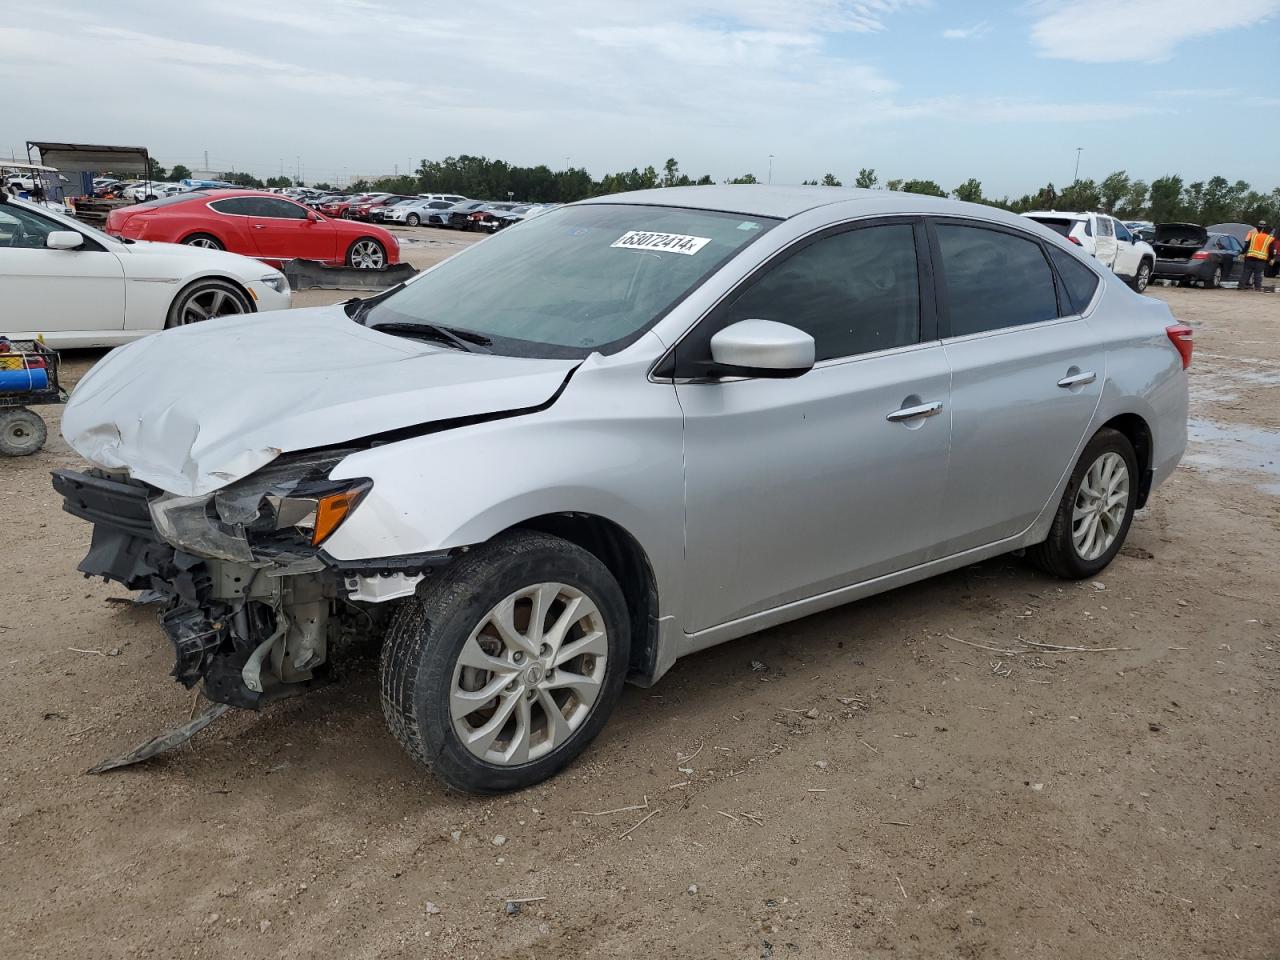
[106,190,400,269]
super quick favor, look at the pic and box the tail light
[1166,324,1193,369]
[1068,236,1082,246]
[1191,251,1209,260]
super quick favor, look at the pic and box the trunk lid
[62,304,578,497]
[1153,223,1207,262]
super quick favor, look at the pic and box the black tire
[380,531,631,794]
[1027,428,1139,580]
[341,209,352,219]
[182,233,223,250]
[406,213,420,226]
[1129,259,1152,293]
[165,278,251,328]
[0,407,47,456]
[1204,265,1222,289]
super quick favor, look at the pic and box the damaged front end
[54,451,447,711]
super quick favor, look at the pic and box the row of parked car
[307,191,557,231]
[1023,211,1277,290]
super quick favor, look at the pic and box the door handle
[253,224,267,229]
[886,401,944,422]
[1057,371,1097,388]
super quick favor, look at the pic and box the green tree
[1058,178,1102,211]
[952,178,984,203]
[821,173,843,187]
[1099,171,1130,213]
[801,179,819,185]
[1117,180,1148,219]
[726,173,759,184]
[312,182,334,191]
[855,167,878,189]
[695,174,714,185]
[265,176,293,189]
[219,171,265,188]
[1148,175,1184,223]
[662,158,680,187]
[895,179,946,197]
[170,164,192,181]
[148,158,167,180]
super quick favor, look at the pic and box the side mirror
[705,319,815,379]
[46,231,84,250]
[307,211,321,222]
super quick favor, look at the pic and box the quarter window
[936,224,1058,335]
[1048,248,1101,315]
[1097,217,1114,238]
[719,223,921,361]
[209,198,255,216]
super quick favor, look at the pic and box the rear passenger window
[1049,248,1101,314]
[209,198,255,216]
[936,224,1058,335]
[721,223,921,361]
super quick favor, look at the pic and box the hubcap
[450,582,607,766]
[1137,265,1150,290]
[179,287,245,325]
[350,240,385,269]
[1072,452,1129,562]
[187,237,219,249]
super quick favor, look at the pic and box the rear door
[245,197,335,264]
[1092,214,1118,268]
[0,203,125,332]
[930,220,1105,555]
[675,218,953,631]
[1110,218,1142,278]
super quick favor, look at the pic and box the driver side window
[0,204,58,248]
[718,223,922,362]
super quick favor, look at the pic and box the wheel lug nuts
[539,643,550,656]
[506,680,518,692]
[512,652,524,664]
[525,689,537,701]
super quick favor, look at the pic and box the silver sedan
[58,186,1190,792]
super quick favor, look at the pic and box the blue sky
[3,1,1278,195]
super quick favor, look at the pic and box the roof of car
[1023,210,1093,220]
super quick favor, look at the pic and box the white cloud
[1029,0,1280,62]
[942,22,989,40]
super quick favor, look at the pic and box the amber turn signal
[311,481,372,545]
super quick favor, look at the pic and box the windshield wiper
[368,321,491,354]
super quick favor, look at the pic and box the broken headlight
[259,273,289,293]
[266,479,373,546]
[150,492,255,562]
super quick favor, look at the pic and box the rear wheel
[166,278,251,328]
[380,532,630,793]
[347,238,386,269]
[1204,265,1222,289]
[0,408,47,456]
[1027,428,1138,580]
[182,233,223,250]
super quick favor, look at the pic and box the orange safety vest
[1245,229,1274,259]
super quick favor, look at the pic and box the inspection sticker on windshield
[611,231,711,256]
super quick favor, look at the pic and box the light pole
[1073,146,1083,183]
[768,154,774,184]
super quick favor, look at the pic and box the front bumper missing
[52,467,452,716]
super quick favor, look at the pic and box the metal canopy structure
[27,142,150,175]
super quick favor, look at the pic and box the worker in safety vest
[1240,221,1275,291]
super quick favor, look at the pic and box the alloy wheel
[186,237,220,249]
[1071,451,1129,561]
[450,582,608,766]
[179,287,246,325]
[1136,263,1151,292]
[349,240,385,269]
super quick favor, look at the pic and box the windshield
[362,203,777,358]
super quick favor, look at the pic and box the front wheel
[1130,260,1152,293]
[1027,428,1138,579]
[346,238,386,269]
[380,532,631,793]
[166,278,250,328]
[406,213,420,226]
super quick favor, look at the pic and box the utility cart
[0,338,66,456]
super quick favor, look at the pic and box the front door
[673,219,953,632]
[1093,214,1118,268]
[929,220,1105,555]
[245,197,334,265]
[0,204,124,333]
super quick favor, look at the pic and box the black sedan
[1150,224,1241,289]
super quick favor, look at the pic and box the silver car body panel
[63,186,1188,684]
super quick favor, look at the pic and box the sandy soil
[1,274,1277,960]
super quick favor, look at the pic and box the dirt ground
[2,260,1277,959]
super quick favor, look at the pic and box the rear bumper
[1151,259,1208,280]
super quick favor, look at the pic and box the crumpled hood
[62,304,578,496]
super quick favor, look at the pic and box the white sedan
[0,196,292,349]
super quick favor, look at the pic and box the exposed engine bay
[53,452,451,713]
